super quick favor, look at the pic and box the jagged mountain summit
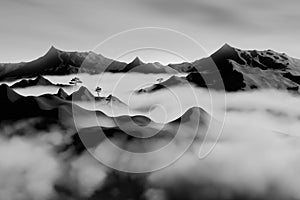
[57,86,127,106]
[121,57,144,72]
[138,44,300,92]
[1,44,300,93]
[11,75,70,88]
[0,46,127,81]
[187,44,300,91]
[0,47,174,81]
[136,75,187,93]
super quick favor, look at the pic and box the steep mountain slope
[71,106,208,157]
[66,86,95,101]
[0,84,118,128]
[189,44,300,91]
[138,44,300,93]
[2,44,300,92]
[11,75,70,88]
[121,57,144,72]
[0,84,208,136]
[136,75,187,93]
[121,57,178,74]
[0,46,127,81]
[0,47,176,81]
[60,86,127,106]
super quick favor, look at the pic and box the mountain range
[1,44,300,92]
[139,44,300,92]
[11,75,70,88]
[0,83,207,143]
[60,86,127,106]
[1,44,299,200]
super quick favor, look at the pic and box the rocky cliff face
[2,44,300,93]
[141,44,300,93]
[187,44,300,92]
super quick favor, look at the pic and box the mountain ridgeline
[1,44,300,92]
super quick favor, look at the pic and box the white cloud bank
[2,88,300,199]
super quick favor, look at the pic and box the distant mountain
[0,84,208,134]
[136,75,187,93]
[188,44,300,92]
[0,84,68,122]
[0,46,127,81]
[66,86,95,101]
[0,84,117,127]
[119,57,177,73]
[11,75,70,88]
[121,57,144,72]
[138,44,300,93]
[59,86,127,106]
[0,84,22,102]
[73,106,208,154]
[56,88,69,99]
[2,44,300,92]
[0,47,176,81]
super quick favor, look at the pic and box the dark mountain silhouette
[137,44,300,93]
[58,86,127,106]
[0,47,176,81]
[0,84,67,122]
[0,84,208,134]
[0,84,215,200]
[136,75,188,93]
[188,44,300,92]
[0,84,23,103]
[71,106,208,155]
[0,84,113,128]
[11,75,70,88]
[0,46,127,81]
[121,57,144,72]
[56,88,69,99]
[66,86,95,101]
[2,44,300,92]
[119,57,178,73]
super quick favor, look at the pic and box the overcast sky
[1,0,299,63]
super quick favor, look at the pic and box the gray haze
[0,0,300,63]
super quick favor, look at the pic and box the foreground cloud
[0,136,61,200]
[2,87,300,199]
[145,89,300,200]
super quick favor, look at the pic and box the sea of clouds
[2,85,300,199]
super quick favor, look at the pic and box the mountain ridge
[137,44,300,92]
[11,75,70,88]
[1,44,300,93]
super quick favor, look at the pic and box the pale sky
[0,0,299,63]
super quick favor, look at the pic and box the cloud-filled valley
[1,44,300,200]
[2,80,300,199]
[2,0,300,199]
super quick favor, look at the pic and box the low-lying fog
[3,73,204,122]
[2,73,300,199]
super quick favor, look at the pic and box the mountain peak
[170,106,208,124]
[11,75,54,88]
[120,57,145,72]
[77,86,91,94]
[222,43,233,48]
[69,86,95,101]
[216,43,236,53]
[57,88,68,99]
[33,75,53,84]
[210,43,240,62]
[0,84,22,102]
[130,57,144,66]
[45,45,62,55]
